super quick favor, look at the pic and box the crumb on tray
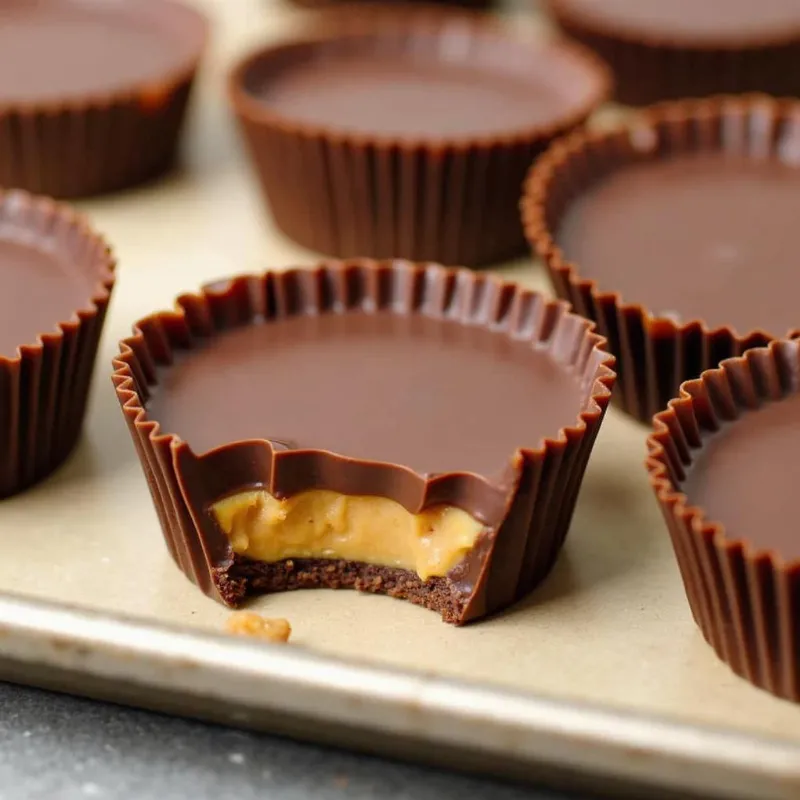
[225,612,292,643]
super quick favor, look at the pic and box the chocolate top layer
[147,311,583,479]
[550,0,800,41]
[557,153,800,336]
[0,1,198,102]
[240,32,604,139]
[0,237,98,359]
[684,391,800,560]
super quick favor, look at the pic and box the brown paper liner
[0,0,208,199]
[0,190,115,498]
[112,260,615,624]
[522,95,800,424]
[228,10,610,268]
[647,340,800,701]
[543,0,800,106]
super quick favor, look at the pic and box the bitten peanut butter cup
[228,10,610,267]
[522,95,800,424]
[0,190,115,497]
[0,0,208,198]
[112,261,615,625]
[648,340,800,702]
[543,0,800,105]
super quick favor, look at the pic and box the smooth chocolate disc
[550,0,800,40]
[0,1,193,102]
[147,312,583,477]
[685,392,800,559]
[243,36,602,138]
[557,153,800,336]
[0,238,97,359]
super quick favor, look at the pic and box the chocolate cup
[0,190,115,498]
[647,340,800,701]
[0,0,208,199]
[227,10,610,268]
[543,0,800,106]
[112,260,615,625]
[522,95,800,425]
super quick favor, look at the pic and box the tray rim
[0,588,797,800]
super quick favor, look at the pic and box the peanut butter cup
[228,11,610,267]
[648,340,800,701]
[0,0,208,198]
[0,190,115,497]
[544,0,800,105]
[523,95,800,423]
[113,261,615,624]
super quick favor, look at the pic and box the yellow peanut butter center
[211,489,485,580]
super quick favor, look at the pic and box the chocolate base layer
[217,556,467,624]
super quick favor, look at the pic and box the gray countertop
[0,683,593,800]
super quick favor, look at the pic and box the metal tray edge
[0,590,796,799]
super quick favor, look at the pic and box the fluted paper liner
[544,0,800,105]
[112,260,615,624]
[0,0,208,199]
[0,190,115,497]
[523,95,800,424]
[647,340,800,701]
[228,9,610,268]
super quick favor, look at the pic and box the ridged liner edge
[522,94,800,424]
[0,188,116,497]
[543,0,800,105]
[0,0,209,198]
[647,339,800,701]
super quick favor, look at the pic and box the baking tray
[0,1,799,797]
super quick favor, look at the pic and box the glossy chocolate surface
[242,35,604,138]
[557,153,800,336]
[685,392,800,560]
[0,238,98,359]
[147,311,583,479]
[0,1,194,102]
[550,0,800,39]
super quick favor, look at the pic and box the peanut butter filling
[211,489,485,580]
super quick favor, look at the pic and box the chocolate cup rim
[0,0,209,116]
[0,188,116,365]
[545,0,800,50]
[521,93,800,344]
[112,259,616,496]
[226,7,612,152]
[646,339,800,572]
